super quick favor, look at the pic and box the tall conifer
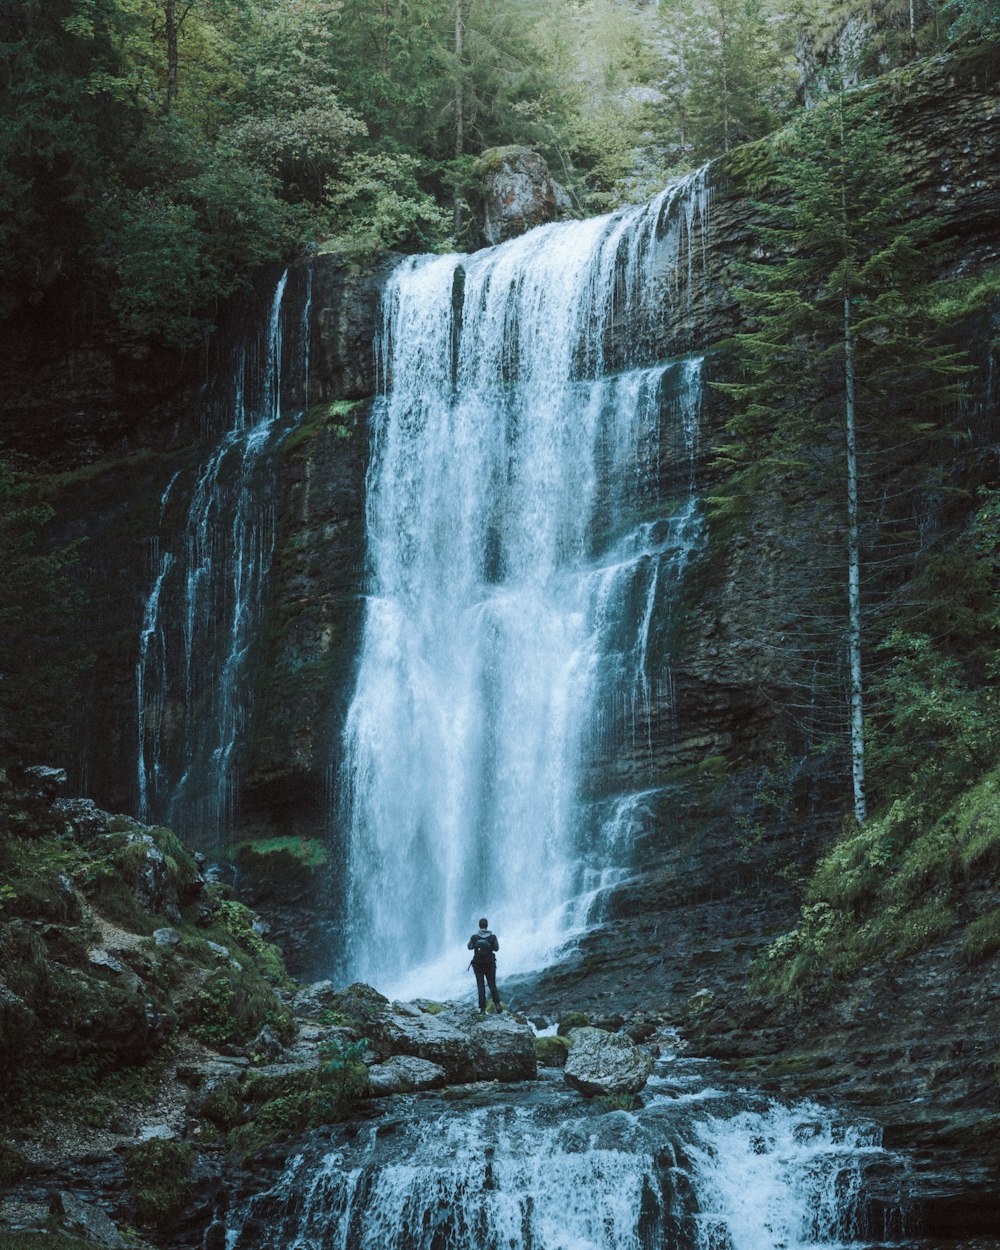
[714,88,968,824]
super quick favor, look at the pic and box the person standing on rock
[468,917,502,1013]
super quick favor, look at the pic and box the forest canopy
[0,0,996,344]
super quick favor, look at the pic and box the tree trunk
[844,291,866,824]
[166,0,178,110]
[453,0,464,237]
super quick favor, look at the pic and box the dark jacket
[467,929,499,964]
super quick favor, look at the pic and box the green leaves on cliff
[0,462,90,763]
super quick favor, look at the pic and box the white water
[223,1078,906,1250]
[135,268,312,843]
[343,172,710,995]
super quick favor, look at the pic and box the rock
[127,834,181,920]
[476,146,561,246]
[23,765,67,798]
[535,1035,570,1068]
[250,1022,285,1061]
[563,1027,654,1097]
[153,927,182,947]
[53,797,109,841]
[50,1192,126,1248]
[293,980,339,1018]
[467,1013,537,1082]
[368,1004,475,1082]
[557,1011,591,1037]
[205,940,230,960]
[138,1123,179,1142]
[367,1055,448,1096]
[327,982,390,1027]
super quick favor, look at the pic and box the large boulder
[367,1055,448,1096]
[475,146,567,246]
[563,1028,654,1097]
[467,1013,537,1081]
[368,1002,475,1082]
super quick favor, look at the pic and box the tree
[713,88,968,824]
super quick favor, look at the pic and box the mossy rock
[0,1236,102,1250]
[232,837,328,905]
[534,1035,570,1068]
[556,1011,591,1037]
[123,1139,193,1227]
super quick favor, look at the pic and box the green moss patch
[123,1139,193,1227]
[234,836,327,870]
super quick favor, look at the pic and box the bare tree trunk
[844,291,866,824]
[453,0,464,237]
[166,0,178,109]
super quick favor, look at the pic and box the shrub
[123,1139,193,1227]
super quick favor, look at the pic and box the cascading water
[135,267,312,844]
[223,1044,912,1250]
[342,172,710,994]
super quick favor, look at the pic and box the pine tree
[713,88,968,824]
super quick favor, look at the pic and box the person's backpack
[471,934,495,966]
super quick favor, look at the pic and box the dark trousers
[473,962,501,1011]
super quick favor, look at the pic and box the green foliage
[123,1139,193,1227]
[321,153,451,258]
[0,1139,31,1186]
[180,966,287,1047]
[317,1035,370,1118]
[962,907,1000,963]
[0,461,91,763]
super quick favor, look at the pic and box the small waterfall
[342,170,710,994]
[223,1073,909,1250]
[134,266,312,845]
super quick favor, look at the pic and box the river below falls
[220,1038,944,1250]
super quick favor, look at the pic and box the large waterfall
[342,173,709,994]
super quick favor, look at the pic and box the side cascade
[134,266,312,846]
[342,170,711,993]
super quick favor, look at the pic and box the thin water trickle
[135,267,312,846]
[342,171,711,995]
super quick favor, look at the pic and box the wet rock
[476,146,561,246]
[50,1192,125,1248]
[467,1013,537,1082]
[369,1004,475,1082]
[328,982,390,1027]
[367,1055,448,1096]
[563,1027,654,1097]
[153,927,182,947]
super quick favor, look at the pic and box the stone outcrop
[562,1028,654,1097]
[474,146,568,246]
[368,1002,476,1082]
[367,1055,449,1096]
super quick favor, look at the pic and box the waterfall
[342,171,710,994]
[134,267,312,845]
[223,1077,909,1250]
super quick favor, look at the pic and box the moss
[234,835,327,870]
[179,966,289,1047]
[123,1139,193,1227]
[596,1093,638,1112]
[0,1237,100,1250]
[557,1011,591,1037]
[0,1139,32,1185]
[534,1035,570,1067]
[283,401,362,457]
[962,907,1000,964]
